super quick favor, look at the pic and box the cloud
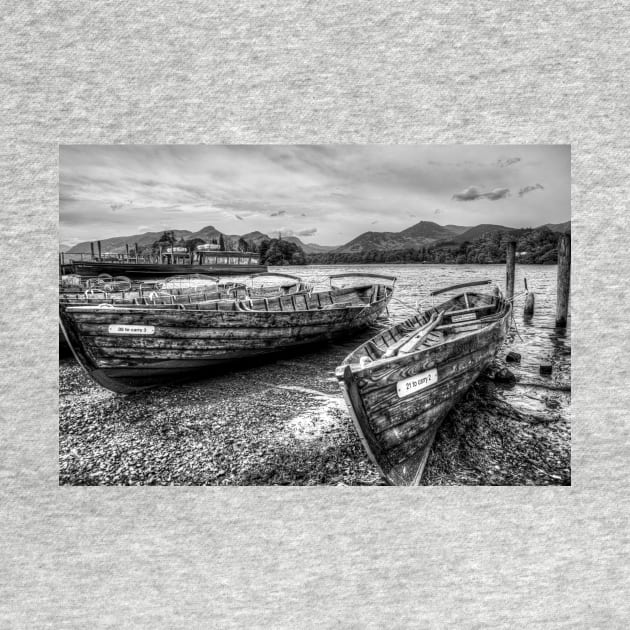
[270,210,287,217]
[297,227,317,237]
[484,188,511,200]
[497,157,521,168]
[518,183,544,197]
[274,227,317,238]
[452,186,510,201]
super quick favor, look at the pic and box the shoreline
[59,340,570,486]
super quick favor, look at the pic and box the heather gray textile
[1,1,628,628]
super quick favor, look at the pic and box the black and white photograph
[59,144,571,486]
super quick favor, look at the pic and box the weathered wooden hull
[72,261,268,278]
[58,281,310,358]
[336,293,511,485]
[61,285,393,393]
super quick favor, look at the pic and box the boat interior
[65,284,391,314]
[60,272,312,305]
[346,290,508,365]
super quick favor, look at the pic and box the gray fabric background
[1,1,627,627]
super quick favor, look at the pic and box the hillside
[334,220,466,253]
[282,236,336,254]
[308,225,567,265]
[398,220,457,241]
[67,229,193,254]
[451,224,514,243]
[65,219,570,259]
[544,221,571,233]
[335,231,415,253]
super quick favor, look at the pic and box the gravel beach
[59,330,571,486]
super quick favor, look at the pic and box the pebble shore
[60,334,570,486]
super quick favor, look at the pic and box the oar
[397,310,445,354]
[382,311,444,358]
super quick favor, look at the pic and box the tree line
[145,226,565,266]
[306,227,565,265]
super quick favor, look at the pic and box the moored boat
[335,280,512,486]
[70,249,267,278]
[60,274,396,393]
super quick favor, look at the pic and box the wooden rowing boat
[60,274,396,393]
[59,273,311,358]
[335,280,512,485]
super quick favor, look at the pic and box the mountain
[334,220,472,253]
[282,236,336,254]
[335,231,412,254]
[67,229,193,254]
[450,224,515,243]
[240,231,271,248]
[543,221,571,233]
[189,225,225,244]
[65,220,571,258]
[398,220,458,241]
[444,224,472,235]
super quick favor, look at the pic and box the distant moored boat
[70,249,267,278]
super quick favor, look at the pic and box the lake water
[271,263,571,390]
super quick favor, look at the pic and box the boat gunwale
[337,292,510,378]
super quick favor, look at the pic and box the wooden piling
[506,241,516,301]
[125,243,129,260]
[97,240,102,260]
[524,292,535,317]
[134,242,139,262]
[90,242,95,260]
[556,233,571,327]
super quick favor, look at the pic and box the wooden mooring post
[523,278,535,317]
[134,242,139,262]
[97,240,102,260]
[90,242,95,260]
[556,233,571,327]
[125,243,129,260]
[505,241,516,301]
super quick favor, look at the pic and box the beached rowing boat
[59,273,311,358]
[335,280,512,485]
[60,274,395,393]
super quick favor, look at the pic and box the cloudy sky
[59,145,570,246]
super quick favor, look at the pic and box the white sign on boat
[108,325,155,335]
[396,368,438,398]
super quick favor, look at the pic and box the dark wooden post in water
[125,243,129,261]
[97,240,102,260]
[134,242,139,263]
[505,241,516,301]
[556,233,571,327]
[90,242,95,261]
[523,279,535,317]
